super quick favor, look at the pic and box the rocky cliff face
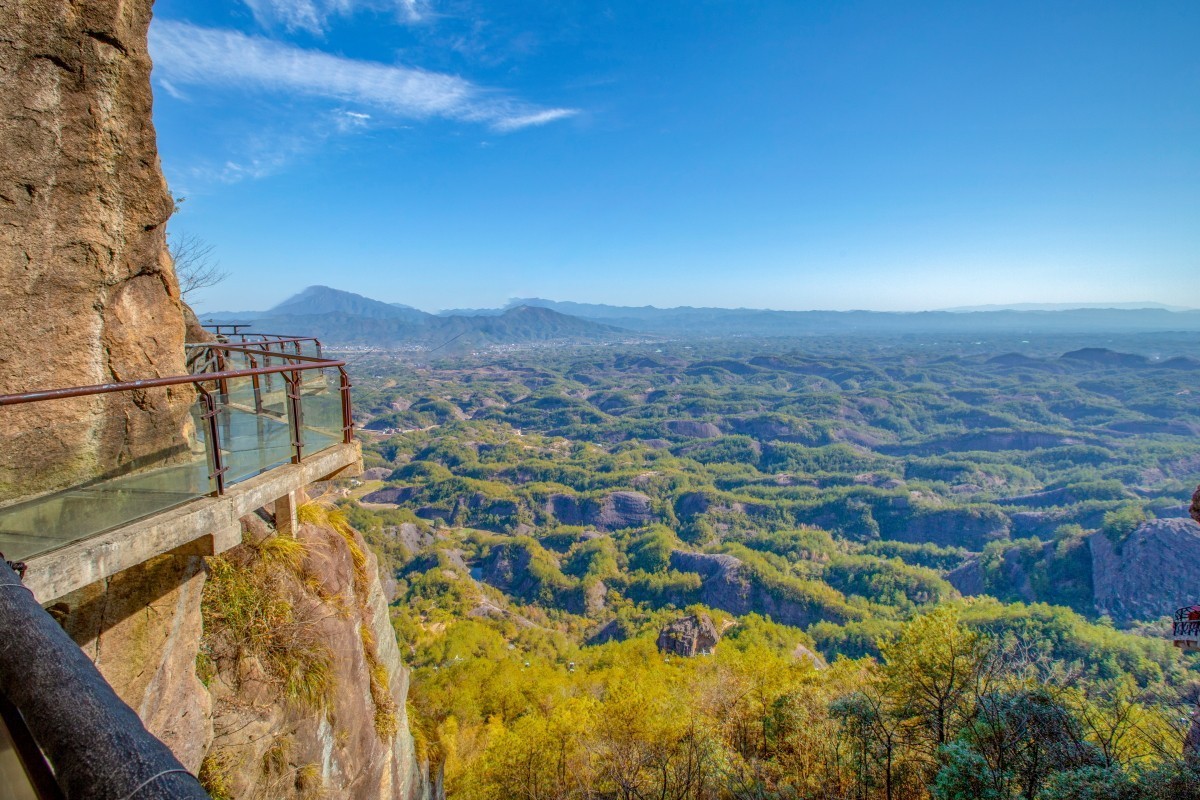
[657,613,720,657]
[201,516,426,799]
[57,513,428,799]
[547,491,655,531]
[1089,518,1200,623]
[0,0,188,497]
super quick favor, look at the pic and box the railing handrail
[1,335,354,500]
[203,334,323,344]
[0,358,345,407]
[1174,605,1200,622]
[186,343,334,365]
[199,327,323,345]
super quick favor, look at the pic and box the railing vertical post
[215,347,229,398]
[198,387,226,495]
[248,354,264,414]
[339,367,354,444]
[285,370,304,464]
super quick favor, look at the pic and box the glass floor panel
[0,406,342,563]
[0,458,209,562]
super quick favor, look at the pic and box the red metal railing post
[285,369,304,464]
[197,386,226,495]
[248,354,265,414]
[215,347,229,398]
[339,367,354,444]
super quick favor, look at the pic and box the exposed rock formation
[57,546,213,772]
[55,515,428,799]
[875,501,1010,549]
[0,0,189,498]
[202,520,426,799]
[364,486,418,505]
[1090,518,1200,623]
[1191,485,1200,524]
[665,420,722,438]
[657,614,720,657]
[669,550,851,627]
[547,491,654,531]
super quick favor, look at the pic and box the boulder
[656,614,721,657]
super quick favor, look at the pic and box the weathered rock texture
[54,516,428,799]
[1089,518,1200,623]
[657,613,720,657]
[202,520,427,799]
[547,490,654,531]
[0,0,188,498]
[57,546,213,773]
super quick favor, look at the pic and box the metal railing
[0,342,354,562]
[186,342,351,491]
[1173,606,1200,643]
[202,324,324,354]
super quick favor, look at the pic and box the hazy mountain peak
[269,286,429,320]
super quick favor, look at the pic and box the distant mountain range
[200,287,624,347]
[501,298,1200,336]
[940,301,1196,313]
[200,286,1200,346]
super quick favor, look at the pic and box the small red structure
[1173,606,1200,651]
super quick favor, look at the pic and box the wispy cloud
[242,0,430,34]
[150,20,575,132]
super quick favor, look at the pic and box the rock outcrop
[201,520,426,799]
[547,491,655,531]
[55,515,428,799]
[669,550,850,628]
[1090,518,1200,623]
[0,0,189,498]
[665,420,722,438]
[657,614,720,657]
[57,546,213,772]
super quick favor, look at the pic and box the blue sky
[150,1,1200,313]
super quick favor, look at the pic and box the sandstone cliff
[1089,518,1200,623]
[0,0,189,498]
[58,512,428,799]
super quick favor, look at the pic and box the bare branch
[169,232,228,299]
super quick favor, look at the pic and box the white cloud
[242,0,429,34]
[155,77,187,100]
[150,21,575,132]
[334,109,373,132]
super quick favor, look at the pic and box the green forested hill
[337,334,1200,799]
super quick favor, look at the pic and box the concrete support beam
[274,490,302,538]
[23,442,362,603]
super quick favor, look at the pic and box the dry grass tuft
[203,528,335,712]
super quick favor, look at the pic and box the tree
[880,606,990,759]
[169,231,227,300]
